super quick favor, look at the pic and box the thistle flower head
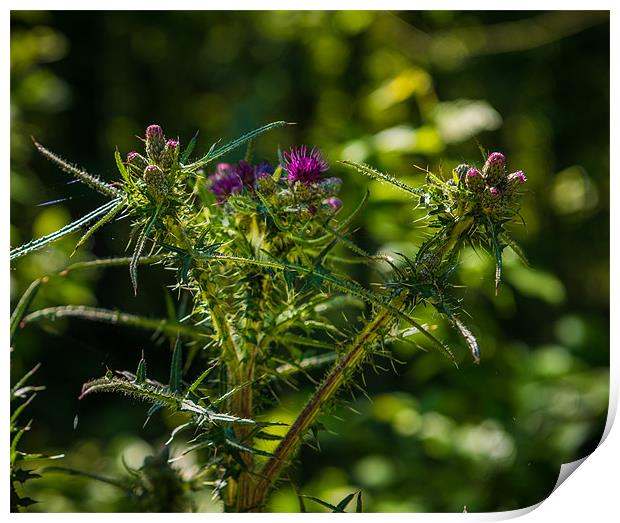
[207,163,243,202]
[145,124,166,162]
[161,139,180,169]
[126,151,139,163]
[146,125,164,140]
[486,152,506,168]
[508,170,527,185]
[483,151,507,185]
[233,160,256,187]
[282,146,329,184]
[464,167,485,192]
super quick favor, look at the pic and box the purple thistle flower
[467,168,481,178]
[165,139,179,150]
[233,160,256,187]
[282,146,329,184]
[255,160,274,179]
[126,151,139,163]
[508,170,527,185]
[208,163,243,202]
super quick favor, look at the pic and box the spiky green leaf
[33,140,121,197]
[10,198,123,261]
[340,160,418,197]
[10,279,42,342]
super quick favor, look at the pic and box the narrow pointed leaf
[114,150,130,183]
[135,357,147,385]
[10,279,42,342]
[130,208,160,295]
[501,232,530,266]
[356,491,363,513]
[33,140,121,197]
[169,338,183,393]
[336,492,356,511]
[180,130,199,164]
[11,363,41,398]
[71,198,125,256]
[186,121,290,170]
[59,254,166,276]
[10,198,123,261]
[340,160,418,196]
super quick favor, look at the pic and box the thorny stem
[233,269,269,512]
[248,295,404,510]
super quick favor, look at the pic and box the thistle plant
[10,122,527,512]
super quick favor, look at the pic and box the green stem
[248,297,403,510]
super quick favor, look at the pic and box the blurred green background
[10,11,609,512]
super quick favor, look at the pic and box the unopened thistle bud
[482,152,506,186]
[145,124,165,162]
[144,164,166,200]
[274,188,294,207]
[162,139,179,168]
[465,168,484,191]
[299,204,316,220]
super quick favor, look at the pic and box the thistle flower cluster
[453,151,527,215]
[208,145,342,220]
[125,124,181,201]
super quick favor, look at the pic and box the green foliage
[11,358,62,511]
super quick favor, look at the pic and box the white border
[3,3,616,521]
